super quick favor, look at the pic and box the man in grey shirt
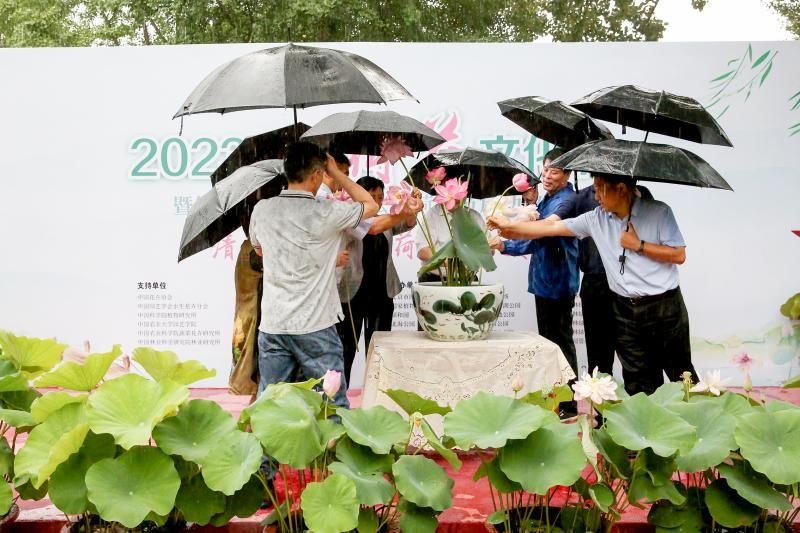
[249,142,379,407]
[489,173,697,396]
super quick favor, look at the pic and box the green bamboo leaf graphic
[747,44,752,61]
[745,86,752,102]
[792,100,800,111]
[751,50,769,68]
[759,62,773,86]
[727,58,740,67]
[788,90,800,101]
[717,105,731,119]
[711,70,734,82]
[707,97,723,109]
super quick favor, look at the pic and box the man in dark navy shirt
[491,149,579,418]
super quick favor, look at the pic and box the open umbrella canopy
[174,43,416,118]
[571,85,733,147]
[498,96,614,150]
[550,139,732,191]
[179,160,285,262]
[209,123,310,186]
[300,110,445,155]
[406,148,538,199]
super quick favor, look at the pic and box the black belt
[613,286,680,306]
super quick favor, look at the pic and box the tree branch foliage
[2,0,717,47]
[765,0,800,38]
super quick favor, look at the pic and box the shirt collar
[279,189,314,199]
[606,195,641,220]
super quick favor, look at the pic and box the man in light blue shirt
[488,173,698,396]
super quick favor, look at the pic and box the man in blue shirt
[491,149,579,418]
[488,172,697,396]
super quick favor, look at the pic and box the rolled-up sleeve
[657,204,686,247]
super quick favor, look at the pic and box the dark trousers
[336,286,394,385]
[535,295,578,415]
[580,274,616,375]
[612,287,698,396]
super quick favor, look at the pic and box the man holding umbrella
[489,172,696,396]
[249,142,379,407]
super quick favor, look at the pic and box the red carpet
[10,387,800,532]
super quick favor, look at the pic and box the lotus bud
[322,370,342,399]
[511,374,524,393]
[743,371,753,393]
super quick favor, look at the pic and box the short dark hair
[543,147,571,175]
[284,142,327,183]
[592,172,636,189]
[328,146,351,167]
[356,176,385,191]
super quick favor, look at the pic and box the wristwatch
[638,240,645,253]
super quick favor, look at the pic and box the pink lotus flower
[386,181,413,215]
[322,369,342,399]
[732,351,754,371]
[425,167,447,187]
[376,136,413,165]
[328,190,352,202]
[433,178,469,211]
[512,173,531,193]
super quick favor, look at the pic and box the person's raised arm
[487,215,576,240]
[368,195,422,234]
[326,155,379,219]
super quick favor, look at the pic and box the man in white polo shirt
[249,142,379,408]
[489,172,697,396]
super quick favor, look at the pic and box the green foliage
[132,347,216,385]
[780,292,800,319]
[338,405,409,455]
[201,430,262,495]
[767,0,800,38]
[734,408,800,484]
[300,474,359,533]
[48,432,116,514]
[385,388,451,416]
[152,398,237,463]
[392,455,453,511]
[2,0,707,48]
[34,345,122,391]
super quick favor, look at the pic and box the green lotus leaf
[735,409,800,484]
[499,423,586,495]
[249,394,324,468]
[357,507,380,533]
[627,452,685,506]
[85,446,181,528]
[717,462,792,511]
[0,359,30,393]
[650,382,685,405]
[397,498,439,533]
[521,384,574,411]
[667,401,737,473]
[689,391,753,418]
[328,461,395,506]
[132,347,215,385]
[384,389,451,416]
[476,457,522,494]
[764,400,797,413]
[421,418,461,471]
[338,405,408,455]
[704,478,760,528]
[34,345,122,391]
[30,392,87,423]
[451,206,496,272]
[0,407,36,428]
[152,399,237,463]
[647,499,704,530]
[605,393,696,457]
[208,474,265,526]
[14,402,89,488]
[240,382,322,429]
[592,426,633,479]
[335,436,393,474]
[87,374,189,449]
[300,474,359,533]
[0,331,65,376]
[320,418,346,445]
[418,240,456,276]
[15,479,48,500]
[0,388,40,412]
[634,448,677,488]
[0,482,11,516]
[392,455,453,511]
[589,483,614,513]
[0,439,12,477]
[785,374,800,388]
[444,391,551,449]
[202,430,262,495]
[48,432,116,514]
[175,473,226,525]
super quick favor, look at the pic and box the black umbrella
[209,123,311,186]
[174,43,416,125]
[498,96,614,150]
[300,110,445,155]
[571,85,733,147]
[550,139,733,191]
[178,160,285,262]
[405,148,539,199]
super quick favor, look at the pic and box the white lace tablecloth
[361,331,576,415]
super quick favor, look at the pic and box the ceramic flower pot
[412,282,504,341]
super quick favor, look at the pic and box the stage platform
[10,387,800,532]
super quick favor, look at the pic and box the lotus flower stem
[344,284,358,360]
[399,157,435,253]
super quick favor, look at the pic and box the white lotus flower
[572,367,618,404]
[689,370,731,396]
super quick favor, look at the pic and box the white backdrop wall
[1,42,798,388]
